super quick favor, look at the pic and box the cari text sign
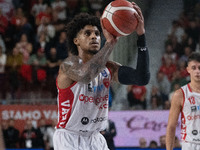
[109,110,181,147]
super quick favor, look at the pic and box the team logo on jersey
[88,83,93,92]
[191,106,197,112]
[91,117,106,123]
[192,130,198,136]
[81,117,89,125]
[101,70,108,77]
[103,78,110,88]
[87,83,104,92]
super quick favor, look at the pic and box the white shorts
[53,129,109,150]
[182,141,200,150]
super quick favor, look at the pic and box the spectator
[51,9,66,33]
[20,120,39,148]
[150,86,163,109]
[10,7,24,28]
[163,100,171,110]
[174,136,181,148]
[185,19,199,45]
[3,118,20,148]
[34,31,50,54]
[155,71,171,102]
[43,119,57,150]
[0,8,8,35]
[46,47,61,97]
[6,46,23,99]
[177,59,189,79]
[51,0,67,22]
[35,5,52,26]
[179,46,192,63]
[149,140,158,148]
[1,120,8,132]
[167,20,184,43]
[31,0,47,17]
[169,35,183,57]
[16,33,33,64]
[171,70,189,92]
[77,0,92,13]
[169,83,181,102]
[89,0,103,13]
[17,16,35,44]
[159,135,166,148]
[37,13,55,42]
[0,0,14,20]
[162,43,178,64]
[127,85,147,110]
[185,36,196,50]
[28,48,47,87]
[54,31,68,60]
[0,46,7,101]
[150,94,162,110]
[139,137,147,148]
[35,118,47,149]
[44,119,58,150]
[159,56,177,81]
[0,35,6,53]
[100,119,117,150]
[195,37,200,52]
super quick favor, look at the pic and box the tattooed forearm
[81,41,116,82]
[60,41,117,83]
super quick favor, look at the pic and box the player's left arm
[116,2,150,85]
[107,34,150,86]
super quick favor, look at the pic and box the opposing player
[53,2,150,150]
[166,52,200,150]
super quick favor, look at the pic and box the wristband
[137,34,146,48]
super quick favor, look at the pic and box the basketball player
[166,52,200,150]
[53,2,150,150]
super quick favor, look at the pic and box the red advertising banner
[0,105,57,133]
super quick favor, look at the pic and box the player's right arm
[166,89,183,150]
[57,29,118,89]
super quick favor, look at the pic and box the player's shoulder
[106,61,121,71]
[173,88,184,98]
[171,88,184,106]
[106,61,121,82]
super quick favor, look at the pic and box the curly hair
[65,13,102,55]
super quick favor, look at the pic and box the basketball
[101,0,138,37]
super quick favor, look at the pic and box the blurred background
[0,0,199,149]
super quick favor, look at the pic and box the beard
[88,49,98,55]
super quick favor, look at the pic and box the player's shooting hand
[132,2,145,36]
[100,18,118,43]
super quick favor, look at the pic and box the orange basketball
[101,0,138,37]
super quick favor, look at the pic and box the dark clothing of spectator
[3,126,20,148]
[101,120,117,150]
[55,40,68,60]
[127,85,147,109]
[20,127,39,148]
[35,127,46,148]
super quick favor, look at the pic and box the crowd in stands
[1,118,181,149]
[0,0,199,110]
[1,1,198,149]
[2,118,57,149]
[0,0,112,104]
[127,0,200,110]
